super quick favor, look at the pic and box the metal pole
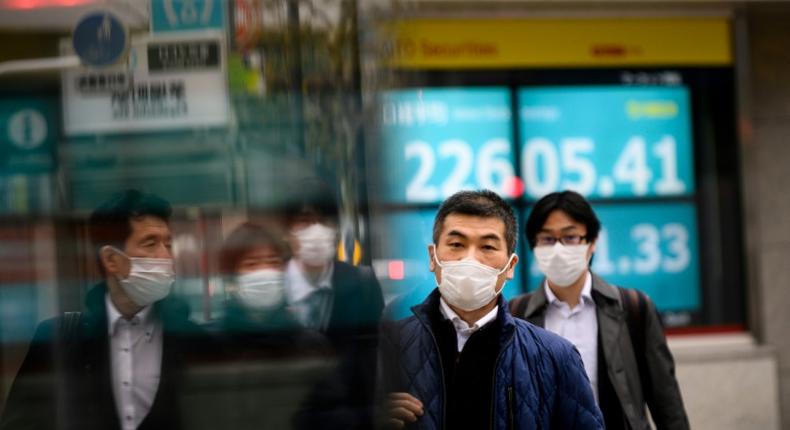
[287,0,305,156]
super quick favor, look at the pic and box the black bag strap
[55,311,82,425]
[508,292,534,318]
[60,311,82,342]
[618,288,652,399]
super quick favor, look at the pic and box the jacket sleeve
[0,319,58,430]
[642,296,691,430]
[551,342,605,430]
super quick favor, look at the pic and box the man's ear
[428,244,436,273]
[505,254,519,280]
[99,245,120,275]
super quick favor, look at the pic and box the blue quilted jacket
[380,290,605,430]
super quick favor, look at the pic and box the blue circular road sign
[72,11,129,67]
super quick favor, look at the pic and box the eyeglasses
[535,234,587,247]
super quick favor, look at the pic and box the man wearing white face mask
[509,190,689,430]
[283,181,384,337]
[380,190,604,430]
[1,190,208,430]
[282,180,384,430]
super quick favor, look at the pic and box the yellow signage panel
[391,18,731,68]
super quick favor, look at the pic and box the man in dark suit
[282,180,384,430]
[0,189,206,430]
[510,190,689,430]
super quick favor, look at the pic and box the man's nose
[467,247,484,261]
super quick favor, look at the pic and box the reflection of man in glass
[380,189,603,429]
[511,190,689,430]
[283,180,384,337]
[282,180,384,430]
[0,189,207,430]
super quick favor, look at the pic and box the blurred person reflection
[198,222,330,430]
[509,190,689,430]
[283,179,384,430]
[0,189,209,430]
[218,222,319,344]
[378,190,603,430]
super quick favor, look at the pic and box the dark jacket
[379,289,605,430]
[515,273,690,430]
[189,299,333,430]
[325,261,384,341]
[0,282,209,430]
[295,261,385,430]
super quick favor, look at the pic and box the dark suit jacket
[0,282,209,430]
[514,273,690,430]
[293,261,384,430]
[325,261,384,341]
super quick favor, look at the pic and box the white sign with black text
[61,31,229,135]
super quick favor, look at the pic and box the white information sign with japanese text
[62,31,229,135]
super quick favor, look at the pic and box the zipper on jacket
[490,331,516,430]
[507,385,514,430]
[417,315,448,430]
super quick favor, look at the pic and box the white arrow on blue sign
[72,11,129,67]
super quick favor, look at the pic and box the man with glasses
[510,190,689,430]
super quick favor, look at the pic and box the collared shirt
[106,294,163,430]
[285,259,335,330]
[439,297,499,352]
[543,272,599,403]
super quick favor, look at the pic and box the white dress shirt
[439,298,499,352]
[106,294,163,430]
[285,259,335,330]
[543,272,599,403]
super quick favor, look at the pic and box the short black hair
[282,178,339,225]
[432,190,517,254]
[88,189,172,274]
[219,222,290,275]
[525,190,600,249]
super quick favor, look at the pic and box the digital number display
[519,86,694,199]
[526,202,700,311]
[380,88,516,203]
[379,85,700,314]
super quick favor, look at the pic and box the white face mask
[236,269,286,310]
[110,247,175,306]
[432,246,515,312]
[533,243,590,288]
[292,223,337,266]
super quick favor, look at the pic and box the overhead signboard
[390,18,732,69]
[61,31,229,135]
[150,0,225,33]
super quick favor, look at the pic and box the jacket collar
[411,289,516,345]
[85,281,193,335]
[523,271,621,317]
[590,272,620,303]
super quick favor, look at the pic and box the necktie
[306,288,333,330]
